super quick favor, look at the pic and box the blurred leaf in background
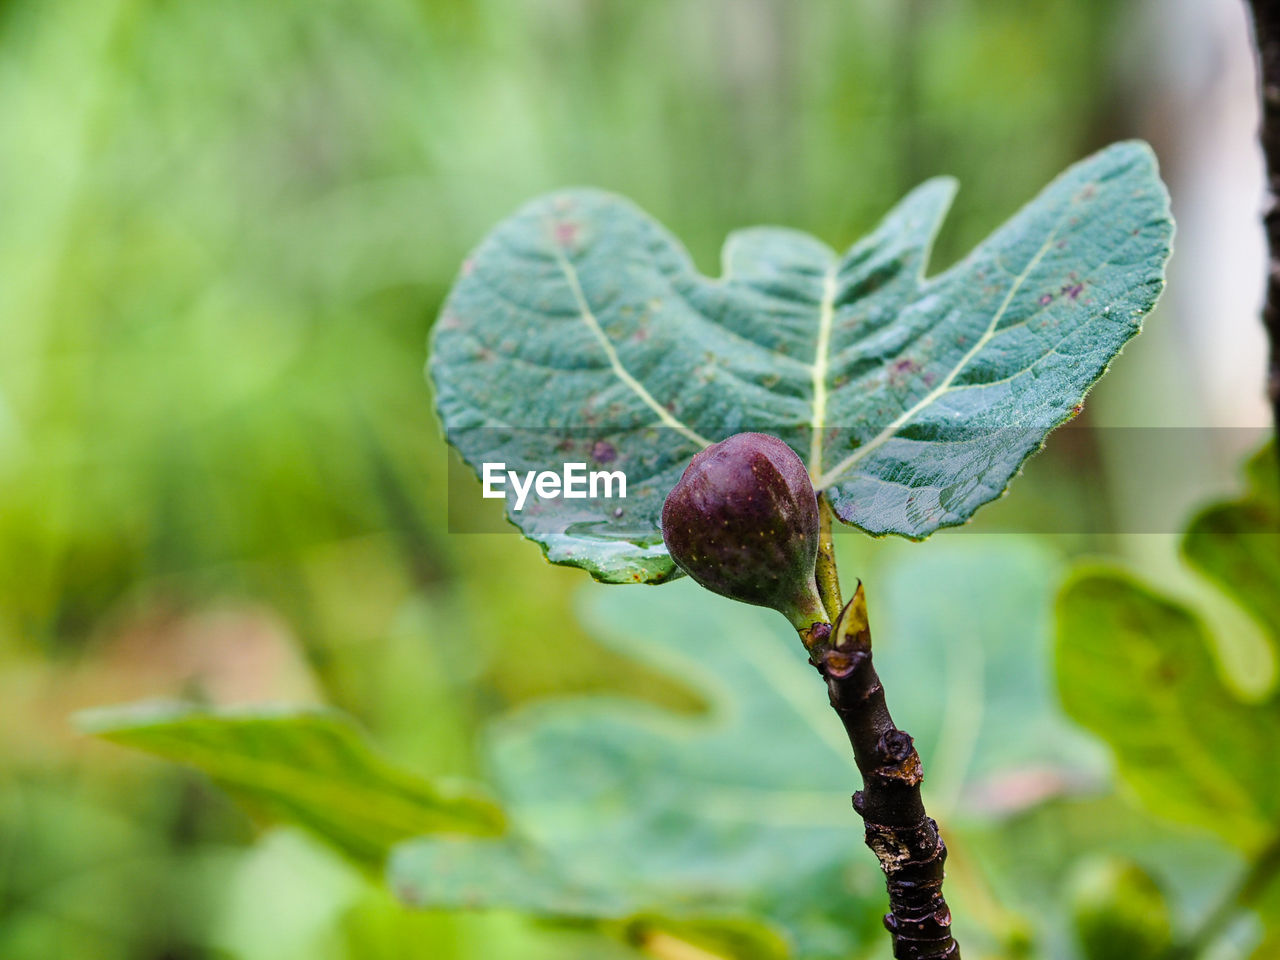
[1067,856,1174,960]
[73,539,1219,958]
[391,541,1238,959]
[77,703,505,865]
[392,576,883,957]
[1057,445,1280,954]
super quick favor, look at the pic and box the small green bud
[1069,856,1173,960]
[661,433,826,630]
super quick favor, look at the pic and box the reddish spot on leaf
[554,221,579,248]
[592,440,617,463]
[1039,293,1054,306]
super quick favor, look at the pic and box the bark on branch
[808,583,959,960]
[1246,0,1280,439]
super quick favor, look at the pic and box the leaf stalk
[815,493,843,623]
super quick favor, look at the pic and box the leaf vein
[551,243,713,448]
[816,207,1073,489]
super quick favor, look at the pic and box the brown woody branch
[1246,0,1280,443]
[806,582,959,960]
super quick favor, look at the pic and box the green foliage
[78,703,504,865]
[71,541,1257,959]
[394,579,879,957]
[959,791,1239,960]
[432,143,1171,582]
[0,780,242,960]
[1068,856,1173,960]
[615,916,791,960]
[1184,449,1280,638]
[1057,446,1280,955]
[1057,571,1280,850]
[1056,446,1280,854]
[390,542,1114,958]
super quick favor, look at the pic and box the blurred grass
[0,0,1157,957]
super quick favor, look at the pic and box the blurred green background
[1,0,1274,958]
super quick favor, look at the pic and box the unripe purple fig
[661,432,827,630]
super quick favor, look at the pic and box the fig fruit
[661,432,826,629]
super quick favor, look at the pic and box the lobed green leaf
[432,142,1172,580]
